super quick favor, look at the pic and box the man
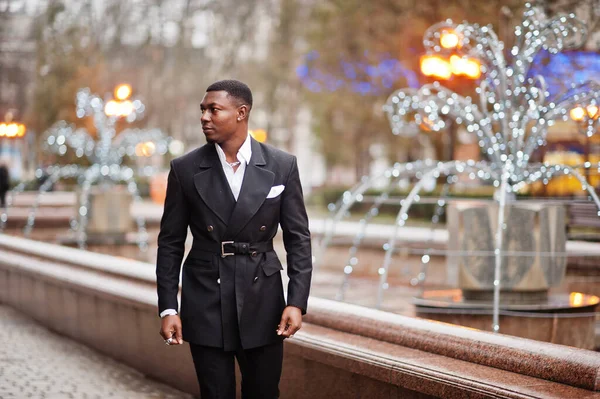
[156,79,312,398]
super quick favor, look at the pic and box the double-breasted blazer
[156,138,312,351]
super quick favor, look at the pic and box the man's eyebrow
[200,102,222,108]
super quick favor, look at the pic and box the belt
[191,240,274,258]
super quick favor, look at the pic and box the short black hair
[206,79,253,109]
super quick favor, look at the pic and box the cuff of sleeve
[160,309,178,318]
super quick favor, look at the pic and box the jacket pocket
[261,257,283,276]
[262,195,282,206]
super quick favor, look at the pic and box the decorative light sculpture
[317,3,600,334]
[0,87,174,251]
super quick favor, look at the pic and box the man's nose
[201,111,210,123]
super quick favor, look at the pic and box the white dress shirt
[160,133,252,318]
[214,133,252,201]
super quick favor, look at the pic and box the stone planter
[76,185,133,242]
[447,201,566,303]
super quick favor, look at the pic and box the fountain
[0,86,174,251]
[315,3,600,347]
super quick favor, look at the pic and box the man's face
[200,91,241,144]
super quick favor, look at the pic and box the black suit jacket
[156,138,312,350]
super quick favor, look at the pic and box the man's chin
[204,134,217,144]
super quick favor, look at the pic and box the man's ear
[237,105,248,121]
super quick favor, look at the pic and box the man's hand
[277,306,302,338]
[160,314,183,345]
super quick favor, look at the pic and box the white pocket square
[266,185,285,199]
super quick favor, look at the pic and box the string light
[319,3,600,333]
[1,87,176,252]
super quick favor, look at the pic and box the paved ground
[0,305,192,399]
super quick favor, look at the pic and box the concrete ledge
[305,298,600,391]
[287,324,600,398]
[0,233,155,282]
[1,234,599,398]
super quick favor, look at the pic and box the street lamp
[570,105,599,124]
[104,84,143,121]
[449,55,481,79]
[0,112,27,182]
[440,31,460,49]
[419,30,482,160]
[115,84,132,101]
[420,55,453,80]
[419,30,482,80]
[0,112,26,139]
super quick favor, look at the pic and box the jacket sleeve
[156,161,190,316]
[279,156,312,314]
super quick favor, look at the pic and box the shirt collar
[238,133,252,165]
[215,133,252,165]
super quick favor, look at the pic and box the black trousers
[189,341,283,399]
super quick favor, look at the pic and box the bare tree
[25,0,293,152]
[537,0,600,49]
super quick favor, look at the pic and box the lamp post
[419,30,482,161]
[0,111,27,179]
[104,84,140,120]
[570,104,600,183]
[419,31,482,82]
[0,112,26,141]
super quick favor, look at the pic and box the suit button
[251,251,258,257]
[217,278,220,284]
[253,277,258,283]
[207,225,214,232]
[259,225,266,231]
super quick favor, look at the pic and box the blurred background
[1,1,600,397]
[0,0,597,199]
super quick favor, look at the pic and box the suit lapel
[225,139,274,239]
[193,144,236,225]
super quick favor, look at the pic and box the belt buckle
[221,241,234,258]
